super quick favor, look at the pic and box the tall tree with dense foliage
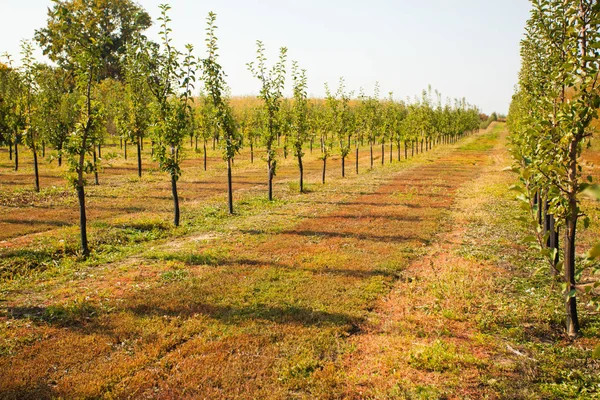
[35,0,152,80]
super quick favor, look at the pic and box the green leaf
[582,184,600,201]
[587,243,600,259]
[523,235,537,243]
[592,344,600,360]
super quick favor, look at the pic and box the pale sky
[0,1,531,115]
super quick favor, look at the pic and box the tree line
[507,0,600,338]
[0,0,484,258]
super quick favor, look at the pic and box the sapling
[247,41,287,201]
[201,11,242,214]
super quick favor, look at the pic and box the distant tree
[35,64,77,167]
[118,41,152,177]
[291,61,309,192]
[20,41,42,192]
[201,12,242,214]
[0,55,25,170]
[247,41,287,201]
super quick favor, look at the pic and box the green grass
[1,125,598,399]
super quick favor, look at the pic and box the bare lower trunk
[203,140,207,171]
[227,157,233,214]
[355,147,359,174]
[33,147,40,192]
[137,136,142,178]
[268,158,274,201]
[14,141,19,171]
[250,141,254,163]
[322,157,327,184]
[93,147,99,185]
[342,155,345,177]
[370,143,373,168]
[171,174,180,227]
[298,154,304,193]
[381,142,385,165]
[77,184,89,257]
[564,211,579,338]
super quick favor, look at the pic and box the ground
[0,123,599,399]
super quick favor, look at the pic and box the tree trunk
[9,143,12,160]
[536,191,543,226]
[250,140,254,163]
[298,154,304,193]
[404,141,408,159]
[42,141,45,158]
[355,147,359,174]
[564,211,579,338]
[77,184,89,258]
[171,174,180,227]
[137,136,143,178]
[411,141,414,157]
[203,140,207,171]
[227,157,233,214]
[342,155,345,177]
[370,143,373,169]
[195,136,198,151]
[548,214,559,276]
[381,142,385,165]
[14,141,18,171]
[397,141,401,161]
[98,144,101,158]
[33,147,40,192]
[322,157,326,184]
[268,158,274,201]
[124,140,127,160]
[389,141,393,163]
[93,147,99,185]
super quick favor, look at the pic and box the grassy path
[2,123,597,399]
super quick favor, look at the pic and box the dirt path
[341,128,505,399]
[0,127,502,399]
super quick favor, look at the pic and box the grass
[0,123,598,398]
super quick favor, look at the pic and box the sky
[0,0,532,115]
